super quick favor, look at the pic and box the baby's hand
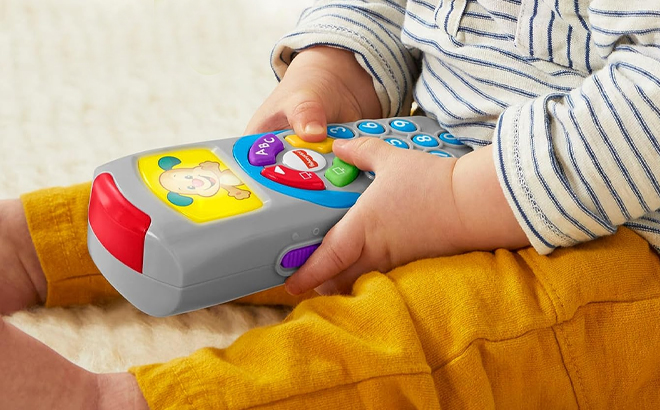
[285,138,468,296]
[245,46,381,142]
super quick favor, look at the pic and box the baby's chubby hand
[245,46,382,142]
[245,45,528,296]
[287,141,531,296]
[245,45,469,296]
[285,138,467,296]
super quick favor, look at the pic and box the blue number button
[385,138,409,149]
[327,125,354,139]
[412,134,439,148]
[429,150,454,158]
[389,119,417,133]
[357,121,385,135]
[438,132,463,146]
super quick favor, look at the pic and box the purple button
[280,243,320,269]
[248,133,284,166]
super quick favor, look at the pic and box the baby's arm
[491,8,660,255]
[250,44,530,296]
[284,133,529,295]
[246,0,428,294]
[247,0,416,142]
[247,0,529,295]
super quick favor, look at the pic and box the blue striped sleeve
[589,2,660,57]
[270,0,419,117]
[493,45,660,254]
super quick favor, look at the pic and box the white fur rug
[1,0,310,373]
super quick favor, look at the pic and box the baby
[2,1,660,408]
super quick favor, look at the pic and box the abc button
[248,133,284,166]
[283,149,326,172]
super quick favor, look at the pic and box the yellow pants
[23,184,660,409]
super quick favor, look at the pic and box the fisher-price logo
[293,150,318,169]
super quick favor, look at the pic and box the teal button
[412,134,439,148]
[385,138,409,149]
[389,119,417,132]
[327,125,354,139]
[358,121,385,135]
[438,132,463,146]
[429,150,454,158]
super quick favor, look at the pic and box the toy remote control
[87,116,473,316]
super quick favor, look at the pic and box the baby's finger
[244,107,290,136]
[284,208,365,295]
[283,89,328,143]
[314,259,375,295]
[332,137,395,173]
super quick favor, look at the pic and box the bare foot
[0,199,47,315]
[0,317,103,410]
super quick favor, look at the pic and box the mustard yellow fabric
[20,183,315,308]
[22,184,660,409]
[21,183,120,307]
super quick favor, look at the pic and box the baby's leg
[390,228,660,408]
[20,183,121,308]
[18,182,314,310]
[129,228,660,409]
[0,198,48,314]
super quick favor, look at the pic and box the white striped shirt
[271,0,660,255]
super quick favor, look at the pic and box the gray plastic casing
[87,116,472,316]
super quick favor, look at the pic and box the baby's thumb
[332,137,393,172]
[285,92,328,142]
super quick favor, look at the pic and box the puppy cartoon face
[156,156,222,207]
[159,166,220,198]
[138,150,262,222]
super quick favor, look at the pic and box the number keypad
[327,116,471,159]
[234,116,472,210]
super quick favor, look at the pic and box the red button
[89,173,151,273]
[261,165,325,190]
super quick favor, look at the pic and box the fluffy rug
[1,0,310,373]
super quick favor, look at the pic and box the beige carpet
[1,0,310,373]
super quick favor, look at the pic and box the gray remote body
[87,116,472,316]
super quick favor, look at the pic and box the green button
[324,157,359,187]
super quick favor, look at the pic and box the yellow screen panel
[138,148,262,223]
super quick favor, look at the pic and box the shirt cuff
[270,8,417,118]
[492,104,580,255]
